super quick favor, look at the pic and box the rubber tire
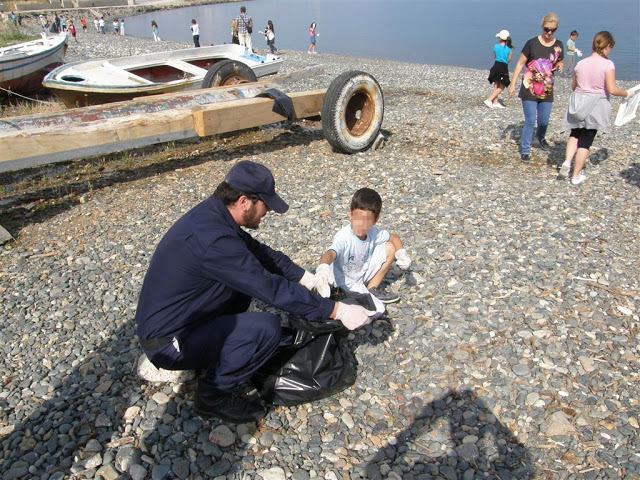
[201,59,258,88]
[321,71,384,154]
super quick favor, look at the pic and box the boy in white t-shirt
[314,188,411,318]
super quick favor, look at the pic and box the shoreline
[1,14,639,480]
[12,8,639,83]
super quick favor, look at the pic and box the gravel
[1,14,639,480]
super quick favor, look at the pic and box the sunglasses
[543,27,557,33]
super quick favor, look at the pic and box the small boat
[43,44,283,108]
[0,33,68,96]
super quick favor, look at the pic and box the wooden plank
[0,87,325,173]
[0,83,275,172]
[1,110,196,172]
[193,89,325,137]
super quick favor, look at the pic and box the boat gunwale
[43,48,282,92]
[0,35,68,71]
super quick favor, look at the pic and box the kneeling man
[135,161,372,423]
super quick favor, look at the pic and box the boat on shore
[0,33,68,96]
[43,44,283,108]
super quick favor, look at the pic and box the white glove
[315,263,334,298]
[335,302,374,330]
[394,249,412,270]
[576,49,583,57]
[299,270,316,291]
[626,90,637,99]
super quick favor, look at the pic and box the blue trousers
[146,295,281,393]
[521,100,553,154]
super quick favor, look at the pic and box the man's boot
[194,386,267,423]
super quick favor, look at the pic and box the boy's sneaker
[493,102,505,109]
[571,173,587,185]
[520,153,531,163]
[483,100,493,108]
[368,286,400,304]
[558,162,571,178]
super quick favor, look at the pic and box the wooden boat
[43,44,283,108]
[0,33,68,96]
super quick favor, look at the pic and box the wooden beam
[193,89,325,137]
[0,87,326,173]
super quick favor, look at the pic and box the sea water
[124,0,639,80]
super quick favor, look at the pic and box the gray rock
[258,466,286,480]
[209,424,235,447]
[152,464,171,480]
[129,464,148,480]
[0,225,13,245]
[171,458,190,479]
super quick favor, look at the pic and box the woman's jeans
[521,100,553,154]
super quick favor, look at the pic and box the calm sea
[124,0,640,81]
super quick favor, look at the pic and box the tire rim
[344,89,376,137]
[219,74,251,86]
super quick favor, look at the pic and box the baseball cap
[225,161,289,213]
[496,30,510,40]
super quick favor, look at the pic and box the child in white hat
[484,30,514,108]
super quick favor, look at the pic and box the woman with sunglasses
[559,31,635,185]
[509,13,564,163]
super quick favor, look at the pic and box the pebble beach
[1,16,640,480]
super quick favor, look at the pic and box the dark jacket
[136,195,334,340]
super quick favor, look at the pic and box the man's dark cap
[225,161,289,213]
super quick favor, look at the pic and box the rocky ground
[1,21,639,480]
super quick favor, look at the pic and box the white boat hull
[0,33,68,95]
[43,44,283,107]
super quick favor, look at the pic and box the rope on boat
[0,86,58,105]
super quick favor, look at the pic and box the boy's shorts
[338,243,388,318]
[361,243,388,286]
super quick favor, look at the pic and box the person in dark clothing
[135,161,373,423]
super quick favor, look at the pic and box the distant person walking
[94,18,99,33]
[563,30,582,77]
[68,20,77,42]
[99,17,105,35]
[80,16,87,32]
[120,19,125,36]
[235,6,253,52]
[230,19,239,44]
[190,19,200,47]
[559,31,635,185]
[484,29,514,109]
[308,22,319,54]
[508,12,564,163]
[262,20,276,54]
[61,15,67,32]
[151,20,160,42]
[112,19,119,35]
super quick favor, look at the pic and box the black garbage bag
[252,291,374,406]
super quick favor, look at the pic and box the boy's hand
[315,264,334,297]
[299,270,316,291]
[395,249,412,270]
[335,302,374,330]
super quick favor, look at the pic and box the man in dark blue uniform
[136,161,373,423]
